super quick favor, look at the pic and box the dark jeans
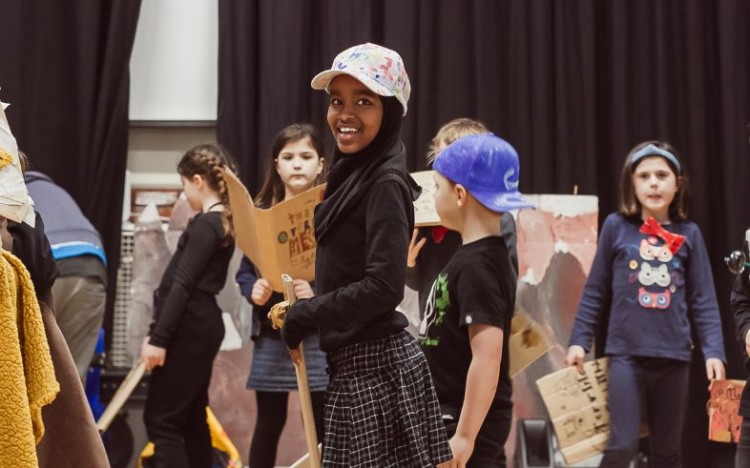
[601,355,689,468]
[735,418,750,468]
[248,390,326,468]
[444,407,512,468]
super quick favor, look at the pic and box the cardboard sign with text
[536,358,610,465]
[412,170,441,226]
[224,169,324,292]
[708,379,745,443]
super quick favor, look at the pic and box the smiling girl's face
[326,75,383,154]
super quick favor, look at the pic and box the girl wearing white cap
[280,43,452,467]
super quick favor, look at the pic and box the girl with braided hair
[141,143,237,467]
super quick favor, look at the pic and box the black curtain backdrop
[0,0,142,353]
[218,1,750,465]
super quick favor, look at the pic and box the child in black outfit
[281,43,452,467]
[420,134,532,467]
[141,144,236,468]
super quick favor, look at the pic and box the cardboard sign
[708,379,745,443]
[224,169,324,292]
[411,170,441,226]
[508,313,552,378]
[536,358,610,465]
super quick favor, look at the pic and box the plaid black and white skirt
[323,330,452,467]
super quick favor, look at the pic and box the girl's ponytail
[178,143,237,244]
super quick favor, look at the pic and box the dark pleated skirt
[322,330,452,467]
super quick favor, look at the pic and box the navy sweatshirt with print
[569,213,725,362]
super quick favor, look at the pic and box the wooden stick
[96,361,147,432]
[282,274,321,468]
[289,444,323,468]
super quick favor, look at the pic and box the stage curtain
[0,0,143,350]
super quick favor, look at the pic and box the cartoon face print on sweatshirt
[639,239,673,262]
[628,219,687,311]
[419,273,449,347]
[638,262,671,287]
[638,287,671,309]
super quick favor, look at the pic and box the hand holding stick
[268,274,321,468]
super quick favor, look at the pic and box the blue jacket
[25,171,106,265]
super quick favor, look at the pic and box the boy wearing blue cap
[419,133,532,467]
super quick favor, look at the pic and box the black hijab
[315,97,420,241]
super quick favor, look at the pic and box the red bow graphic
[639,217,685,254]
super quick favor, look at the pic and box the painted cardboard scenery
[507,194,600,462]
[127,204,172,364]
[224,169,324,292]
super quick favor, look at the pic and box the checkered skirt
[322,330,452,467]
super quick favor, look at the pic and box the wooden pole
[281,274,321,468]
[96,361,146,432]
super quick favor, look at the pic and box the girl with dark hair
[566,141,726,467]
[141,143,236,468]
[235,123,328,468]
[280,43,451,467]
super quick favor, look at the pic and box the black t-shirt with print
[419,236,515,413]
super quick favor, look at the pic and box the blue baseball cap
[433,134,533,213]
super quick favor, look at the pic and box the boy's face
[433,172,460,230]
[326,75,383,154]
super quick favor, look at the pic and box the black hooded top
[282,97,421,352]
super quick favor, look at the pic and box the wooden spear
[269,274,321,468]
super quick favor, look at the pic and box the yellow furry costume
[0,249,59,467]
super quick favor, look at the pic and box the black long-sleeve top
[284,175,413,352]
[8,212,58,302]
[149,212,234,348]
